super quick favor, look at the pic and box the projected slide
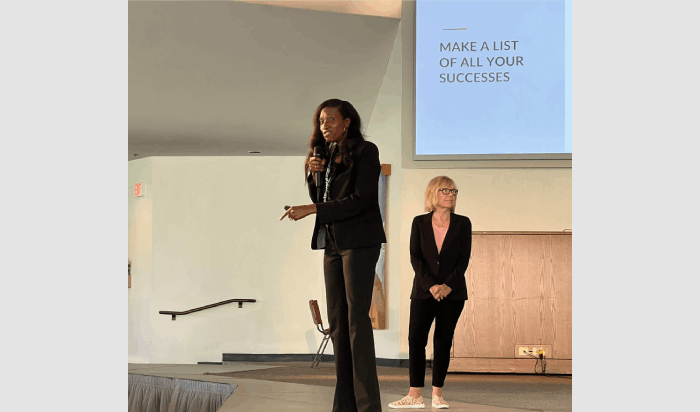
[416,0,570,157]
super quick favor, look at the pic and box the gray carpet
[209,361,572,412]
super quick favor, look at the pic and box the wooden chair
[309,300,331,368]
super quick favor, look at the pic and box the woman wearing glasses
[389,176,472,410]
[281,99,386,412]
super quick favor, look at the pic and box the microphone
[313,146,325,202]
[313,146,325,186]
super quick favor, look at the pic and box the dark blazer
[307,140,387,250]
[409,212,472,300]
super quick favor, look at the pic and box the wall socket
[515,345,552,358]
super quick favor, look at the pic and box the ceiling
[128,1,402,161]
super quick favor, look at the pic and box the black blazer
[307,140,387,250]
[410,212,472,300]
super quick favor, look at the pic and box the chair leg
[320,334,330,357]
[312,337,323,368]
[312,334,331,368]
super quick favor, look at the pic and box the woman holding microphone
[281,98,386,412]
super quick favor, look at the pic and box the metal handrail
[159,298,256,320]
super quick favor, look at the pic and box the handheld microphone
[313,146,325,202]
[313,146,325,186]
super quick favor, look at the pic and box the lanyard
[323,143,337,203]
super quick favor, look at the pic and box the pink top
[432,221,449,254]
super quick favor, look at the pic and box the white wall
[128,159,154,363]
[129,21,571,365]
[129,156,341,363]
[364,26,404,359]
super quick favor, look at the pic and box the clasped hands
[430,284,452,301]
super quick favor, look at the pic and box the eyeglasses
[439,188,458,195]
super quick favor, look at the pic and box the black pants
[323,227,382,412]
[408,298,465,388]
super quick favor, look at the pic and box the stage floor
[128,362,570,411]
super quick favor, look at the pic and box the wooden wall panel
[453,235,504,358]
[510,236,531,347]
[451,232,572,373]
[551,236,572,359]
[475,298,493,356]
[453,296,476,358]
[497,238,517,359]
[541,237,557,355]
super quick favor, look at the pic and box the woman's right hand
[430,285,441,300]
[308,157,327,175]
[430,284,452,301]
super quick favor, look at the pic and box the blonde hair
[424,176,457,212]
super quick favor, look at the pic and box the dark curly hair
[304,99,366,181]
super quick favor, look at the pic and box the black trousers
[408,298,465,388]
[323,227,382,412]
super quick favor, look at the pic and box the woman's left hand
[280,204,317,221]
[433,284,452,301]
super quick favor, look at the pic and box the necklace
[433,219,449,229]
[433,210,450,228]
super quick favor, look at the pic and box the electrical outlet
[515,344,552,358]
[518,346,535,357]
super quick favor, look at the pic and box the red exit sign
[134,182,145,197]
